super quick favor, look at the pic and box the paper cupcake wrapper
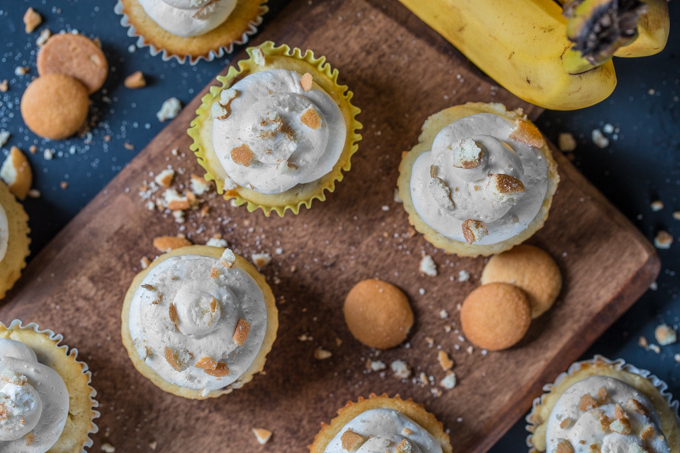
[1,320,100,453]
[113,0,267,65]
[188,41,363,217]
[525,354,680,451]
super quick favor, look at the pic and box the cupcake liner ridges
[114,0,268,65]
[525,355,680,452]
[188,41,363,217]
[0,319,100,453]
[0,181,30,300]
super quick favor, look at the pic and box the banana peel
[613,0,669,57]
[560,0,669,58]
[398,0,616,111]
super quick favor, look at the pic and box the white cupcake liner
[114,0,268,65]
[525,354,680,450]
[2,319,100,453]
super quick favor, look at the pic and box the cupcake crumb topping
[233,318,251,346]
[231,144,254,167]
[300,73,313,92]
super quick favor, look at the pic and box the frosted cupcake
[115,0,267,64]
[189,41,362,216]
[121,245,278,399]
[310,394,452,453]
[397,102,559,257]
[0,181,30,300]
[527,356,680,453]
[0,320,99,453]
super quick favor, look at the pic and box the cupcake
[188,41,362,216]
[0,180,30,300]
[310,394,452,453]
[527,356,680,453]
[397,102,559,257]
[0,320,99,452]
[121,245,278,399]
[115,0,267,64]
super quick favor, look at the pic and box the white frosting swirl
[0,203,8,262]
[546,376,670,453]
[323,409,443,453]
[212,69,346,194]
[128,252,268,391]
[0,339,69,453]
[138,0,237,37]
[409,113,548,245]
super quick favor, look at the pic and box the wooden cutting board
[0,0,660,452]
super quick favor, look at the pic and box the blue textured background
[0,1,677,450]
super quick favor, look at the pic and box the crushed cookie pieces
[577,393,599,411]
[252,428,272,445]
[233,318,251,346]
[23,8,42,33]
[153,235,191,252]
[194,356,218,370]
[231,144,254,167]
[438,351,454,371]
[204,362,229,377]
[124,71,146,89]
[300,107,322,129]
[300,72,313,92]
[314,347,332,360]
[509,119,544,148]
[341,429,367,451]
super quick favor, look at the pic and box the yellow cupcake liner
[309,393,453,453]
[188,41,362,217]
[0,180,30,300]
[0,320,100,453]
[121,245,278,399]
[526,355,680,453]
[115,0,268,65]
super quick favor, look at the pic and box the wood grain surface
[0,0,660,452]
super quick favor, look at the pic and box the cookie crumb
[438,350,454,371]
[252,428,272,445]
[23,8,42,33]
[157,98,182,122]
[314,347,332,360]
[206,237,228,248]
[558,132,576,152]
[655,324,677,346]
[391,360,411,379]
[440,371,457,390]
[36,28,51,46]
[592,129,609,148]
[458,270,470,282]
[650,200,664,211]
[0,80,7,92]
[419,255,437,277]
[124,71,146,89]
[654,231,673,249]
[101,444,116,453]
[60,181,68,189]
[252,253,272,268]
[300,72,313,92]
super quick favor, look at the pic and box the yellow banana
[558,0,670,58]
[398,0,616,111]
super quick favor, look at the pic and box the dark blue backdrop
[0,1,677,450]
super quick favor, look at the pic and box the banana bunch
[398,0,669,110]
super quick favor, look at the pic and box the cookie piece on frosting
[344,280,414,349]
[461,282,531,350]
